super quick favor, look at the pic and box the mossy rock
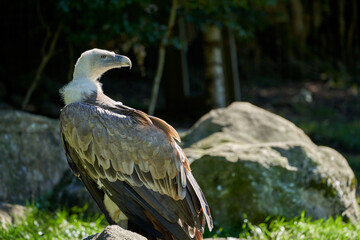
[184,102,358,228]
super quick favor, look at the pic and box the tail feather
[186,172,213,232]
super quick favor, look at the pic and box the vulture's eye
[100,55,107,59]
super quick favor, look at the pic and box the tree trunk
[203,25,226,108]
[222,27,241,103]
[289,0,306,56]
[312,1,322,29]
[347,0,357,58]
[228,27,241,101]
[338,0,345,60]
[148,0,178,115]
[179,17,190,97]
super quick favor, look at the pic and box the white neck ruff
[60,78,102,105]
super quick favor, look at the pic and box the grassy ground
[2,206,360,240]
[0,205,106,240]
[207,212,360,239]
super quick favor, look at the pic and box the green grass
[207,212,360,239]
[0,205,106,240]
[2,206,360,240]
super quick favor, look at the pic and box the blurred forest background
[1,0,360,238]
[0,0,359,174]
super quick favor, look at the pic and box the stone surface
[0,202,26,229]
[51,169,100,214]
[183,102,358,227]
[83,225,241,240]
[182,101,313,149]
[205,238,241,240]
[0,110,67,204]
[83,225,147,240]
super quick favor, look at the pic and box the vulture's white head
[73,48,132,81]
[60,48,132,105]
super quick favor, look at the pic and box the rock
[0,202,26,229]
[0,110,67,204]
[83,225,147,240]
[83,226,242,240]
[51,169,100,214]
[182,102,313,148]
[205,238,242,240]
[183,102,358,228]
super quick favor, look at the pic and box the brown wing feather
[149,115,181,142]
[60,102,213,238]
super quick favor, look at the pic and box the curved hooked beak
[115,54,132,69]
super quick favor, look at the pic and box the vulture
[59,48,213,240]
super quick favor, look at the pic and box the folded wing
[60,102,213,239]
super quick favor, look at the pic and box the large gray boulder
[0,110,67,204]
[183,102,358,227]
